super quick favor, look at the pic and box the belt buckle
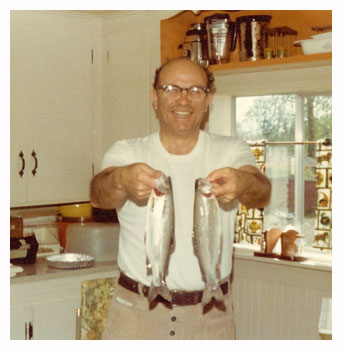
[193,291,202,305]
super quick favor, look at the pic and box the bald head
[153,58,215,93]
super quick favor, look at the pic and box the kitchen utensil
[294,38,332,55]
[46,253,95,269]
[65,222,119,262]
[179,23,209,66]
[236,15,272,61]
[265,228,282,254]
[59,203,93,218]
[205,13,237,64]
[57,203,94,250]
[263,26,298,57]
[280,230,297,258]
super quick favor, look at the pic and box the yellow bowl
[59,203,93,218]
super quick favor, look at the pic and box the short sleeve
[101,139,137,170]
[225,137,256,169]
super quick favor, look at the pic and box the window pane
[236,95,297,235]
[303,144,317,246]
[304,96,332,141]
[236,95,296,141]
[263,144,295,230]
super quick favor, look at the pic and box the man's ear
[151,88,158,110]
[204,93,213,113]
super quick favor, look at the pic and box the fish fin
[148,284,172,303]
[201,284,225,305]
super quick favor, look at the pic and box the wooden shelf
[209,52,332,76]
[160,10,332,75]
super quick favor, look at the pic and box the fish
[145,174,175,303]
[193,178,224,305]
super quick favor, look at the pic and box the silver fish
[193,178,224,305]
[145,174,174,303]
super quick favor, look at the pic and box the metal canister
[179,23,208,66]
[236,15,272,61]
[205,13,237,64]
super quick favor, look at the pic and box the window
[235,94,332,251]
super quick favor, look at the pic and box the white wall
[97,11,179,173]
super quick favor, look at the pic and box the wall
[97,10,179,173]
[209,65,332,137]
[232,254,331,339]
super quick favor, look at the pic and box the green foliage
[236,95,332,143]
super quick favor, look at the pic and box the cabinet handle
[28,322,33,340]
[31,150,38,176]
[76,308,81,340]
[19,151,25,178]
[25,321,33,340]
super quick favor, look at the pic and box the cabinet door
[10,306,32,340]
[10,16,30,205]
[10,12,95,206]
[101,13,152,154]
[32,297,80,340]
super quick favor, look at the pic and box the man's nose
[178,89,191,103]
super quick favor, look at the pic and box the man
[90,57,271,340]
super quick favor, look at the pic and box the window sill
[233,243,332,272]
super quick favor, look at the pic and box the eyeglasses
[157,84,210,101]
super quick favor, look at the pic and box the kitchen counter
[10,257,118,285]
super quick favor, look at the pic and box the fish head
[195,178,212,197]
[155,174,172,195]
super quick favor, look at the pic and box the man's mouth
[173,110,192,117]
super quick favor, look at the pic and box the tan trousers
[102,283,236,340]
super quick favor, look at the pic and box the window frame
[209,65,332,260]
[232,93,332,257]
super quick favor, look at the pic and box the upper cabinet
[10,11,99,207]
[160,10,332,74]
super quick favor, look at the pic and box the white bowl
[294,38,332,55]
[311,32,332,40]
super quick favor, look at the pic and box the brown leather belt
[118,271,229,306]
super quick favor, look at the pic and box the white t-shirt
[101,130,256,291]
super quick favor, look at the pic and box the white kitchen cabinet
[10,305,32,340]
[11,263,118,340]
[10,300,79,340]
[10,11,99,207]
[31,297,80,340]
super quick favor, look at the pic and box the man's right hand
[90,163,162,209]
[119,163,163,202]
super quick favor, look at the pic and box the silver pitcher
[205,13,237,65]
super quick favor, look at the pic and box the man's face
[151,59,212,138]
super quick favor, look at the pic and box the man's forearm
[238,167,271,209]
[90,167,127,209]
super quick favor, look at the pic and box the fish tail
[201,284,225,305]
[148,284,172,303]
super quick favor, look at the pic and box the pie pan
[46,253,95,269]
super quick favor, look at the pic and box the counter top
[10,257,118,285]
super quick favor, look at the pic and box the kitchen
[10,10,332,340]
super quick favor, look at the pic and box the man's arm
[207,165,271,208]
[90,163,162,209]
